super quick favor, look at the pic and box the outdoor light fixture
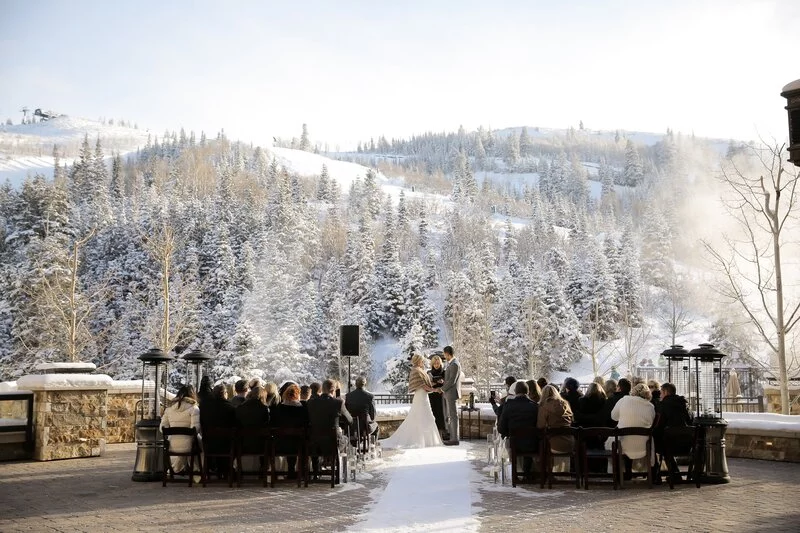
[132,348,174,482]
[661,343,731,484]
[182,349,213,393]
[782,79,800,166]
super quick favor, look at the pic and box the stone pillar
[16,374,113,461]
[106,380,150,444]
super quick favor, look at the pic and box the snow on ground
[724,412,800,433]
[270,146,387,194]
[352,444,480,532]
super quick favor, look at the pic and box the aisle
[353,444,479,532]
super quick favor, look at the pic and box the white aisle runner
[353,445,479,532]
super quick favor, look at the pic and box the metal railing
[373,393,414,404]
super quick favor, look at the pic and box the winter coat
[537,398,574,453]
[408,367,432,393]
[499,395,539,453]
[611,395,655,461]
[160,398,200,472]
[577,394,606,427]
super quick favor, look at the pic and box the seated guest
[603,378,618,399]
[271,383,310,479]
[498,381,539,479]
[345,376,380,438]
[489,375,517,417]
[160,384,200,474]
[577,382,607,427]
[593,375,605,386]
[536,377,548,391]
[655,382,693,476]
[309,382,321,401]
[197,376,214,407]
[307,379,353,475]
[264,381,280,407]
[230,379,248,406]
[562,377,583,418]
[537,384,574,453]
[279,380,297,400]
[235,385,271,464]
[200,384,237,477]
[611,383,656,478]
[648,379,662,409]
[300,385,311,404]
[525,379,542,403]
[602,378,631,426]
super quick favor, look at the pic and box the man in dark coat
[345,376,379,437]
[655,382,693,477]
[307,379,353,475]
[498,381,539,478]
[200,384,237,477]
[230,379,247,406]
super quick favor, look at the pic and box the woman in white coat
[160,384,201,473]
[611,383,656,465]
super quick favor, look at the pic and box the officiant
[428,354,446,434]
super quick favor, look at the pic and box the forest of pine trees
[0,122,722,390]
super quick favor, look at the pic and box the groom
[440,345,461,446]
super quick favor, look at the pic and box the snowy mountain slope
[0,116,151,188]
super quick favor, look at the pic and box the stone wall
[106,392,139,444]
[31,389,107,461]
[726,428,800,462]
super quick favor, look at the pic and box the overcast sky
[1,0,798,149]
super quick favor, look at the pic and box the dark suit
[230,394,246,407]
[200,396,236,475]
[345,388,378,435]
[235,398,270,454]
[307,394,352,472]
[498,395,539,475]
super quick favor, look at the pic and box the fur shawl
[408,367,432,393]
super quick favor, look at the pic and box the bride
[381,353,444,449]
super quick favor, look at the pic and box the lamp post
[131,348,174,482]
[182,349,213,392]
[781,79,800,167]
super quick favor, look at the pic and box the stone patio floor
[0,442,798,532]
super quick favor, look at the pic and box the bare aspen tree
[38,228,106,361]
[618,302,652,376]
[656,271,694,346]
[704,143,800,414]
[143,224,196,352]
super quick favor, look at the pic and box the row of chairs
[162,423,375,489]
[490,425,703,490]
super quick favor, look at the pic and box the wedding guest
[271,383,310,479]
[309,382,321,401]
[160,384,200,474]
[577,382,607,427]
[611,383,656,479]
[537,385,574,453]
[562,377,583,417]
[648,379,662,409]
[197,375,214,407]
[490,375,517,417]
[345,376,380,437]
[230,379,248,406]
[308,379,353,475]
[264,382,280,407]
[300,385,311,404]
[655,382,693,477]
[525,379,542,403]
[602,378,630,426]
[603,378,618,399]
[536,377,548,391]
[427,355,446,432]
[200,384,236,477]
[498,381,539,479]
[236,385,271,463]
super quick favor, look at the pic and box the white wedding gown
[381,389,444,449]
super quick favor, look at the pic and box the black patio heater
[662,343,730,483]
[182,349,213,392]
[781,79,800,167]
[132,348,174,482]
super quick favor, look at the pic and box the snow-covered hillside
[0,116,150,188]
